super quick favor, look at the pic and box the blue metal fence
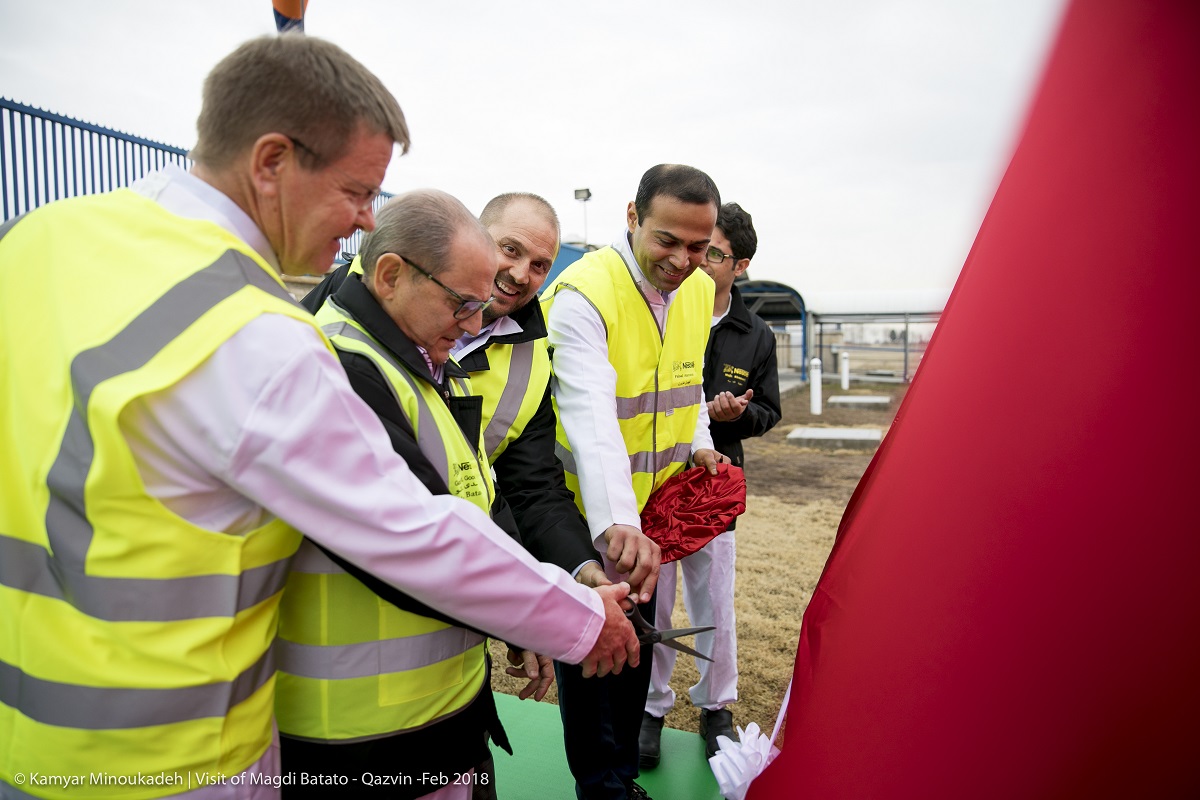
[0,97,191,221]
[1,97,387,262]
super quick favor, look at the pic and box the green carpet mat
[490,693,724,799]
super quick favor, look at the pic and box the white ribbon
[708,679,792,800]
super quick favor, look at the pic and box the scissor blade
[662,638,714,662]
[659,626,715,639]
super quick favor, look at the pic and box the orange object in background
[273,0,308,32]
[749,1,1200,797]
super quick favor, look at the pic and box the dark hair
[633,164,720,224]
[191,33,410,170]
[717,202,757,261]
[480,192,560,239]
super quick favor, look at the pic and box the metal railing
[807,311,941,383]
[1,98,387,267]
[1,98,191,221]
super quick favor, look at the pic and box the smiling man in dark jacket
[642,201,781,763]
[451,193,607,596]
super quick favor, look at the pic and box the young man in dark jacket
[642,202,782,762]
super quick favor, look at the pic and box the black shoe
[638,712,664,769]
[699,708,737,758]
[626,781,653,800]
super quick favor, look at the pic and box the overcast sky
[1,0,1064,308]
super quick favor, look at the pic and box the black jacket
[284,271,515,784]
[305,264,597,575]
[705,283,782,470]
[305,271,523,626]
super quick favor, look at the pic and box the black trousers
[278,684,504,799]
[553,593,656,800]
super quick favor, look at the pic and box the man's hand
[603,524,661,603]
[575,560,610,589]
[505,648,555,701]
[707,388,753,422]
[693,447,730,476]
[579,582,641,679]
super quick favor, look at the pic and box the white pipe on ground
[810,358,823,415]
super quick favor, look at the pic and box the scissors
[626,603,715,662]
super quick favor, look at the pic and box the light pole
[574,188,592,248]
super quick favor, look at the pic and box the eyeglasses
[706,246,737,264]
[393,253,496,320]
[287,136,383,211]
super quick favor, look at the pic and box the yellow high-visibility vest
[0,191,322,797]
[541,245,714,513]
[469,335,552,464]
[275,290,493,742]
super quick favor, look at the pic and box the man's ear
[372,253,404,299]
[733,258,751,279]
[626,201,639,233]
[248,133,294,197]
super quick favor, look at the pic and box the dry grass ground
[491,379,908,738]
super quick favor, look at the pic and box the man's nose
[356,203,377,233]
[669,245,689,268]
[507,261,530,285]
[458,309,484,337]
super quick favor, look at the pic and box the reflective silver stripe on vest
[554,440,578,475]
[482,341,536,458]
[0,214,25,243]
[0,536,294,620]
[290,539,344,574]
[321,316,451,488]
[277,626,485,680]
[629,441,692,477]
[0,644,276,730]
[555,439,691,479]
[0,250,298,624]
[614,384,703,419]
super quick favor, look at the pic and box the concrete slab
[828,395,892,408]
[787,426,883,450]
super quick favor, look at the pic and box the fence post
[840,350,850,390]
[810,358,823,415]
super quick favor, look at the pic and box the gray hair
[360,190,492,281]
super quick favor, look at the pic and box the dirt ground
[491,379,908,739]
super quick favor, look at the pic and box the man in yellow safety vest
[0,35,637,800]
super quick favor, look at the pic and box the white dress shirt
[545,231,714,547]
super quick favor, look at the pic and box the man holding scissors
[541,164,726,799]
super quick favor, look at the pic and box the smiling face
[483,199,559,322]
[627,195,718,294]
[376,230,498,365]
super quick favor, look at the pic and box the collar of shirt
[711,306,730,329]
[130,164,281,274]
[451,314,524,362]
[414,345,445,384]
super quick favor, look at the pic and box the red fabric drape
[749,1,1200,797]
[641,464,746,564]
